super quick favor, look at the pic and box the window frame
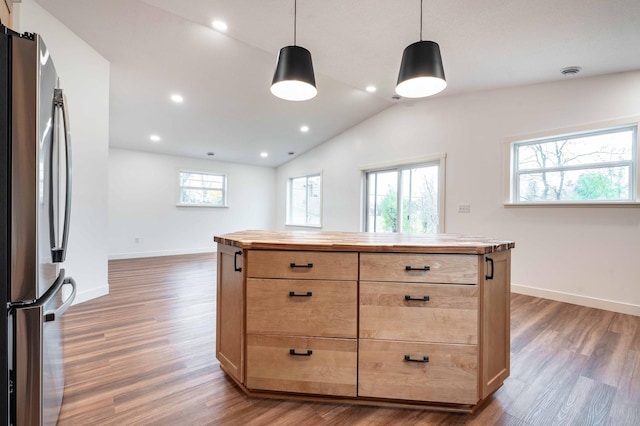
[176,169,228,208]
[504,117,640,207]
[285,172,323,228]
[361,154,446,233]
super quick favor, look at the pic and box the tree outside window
[287,174,321,227]
[366,159,443,234]
[178,171,226,207]
[512,125,637,203]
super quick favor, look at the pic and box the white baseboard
[108,247,216,260]
[72,285,109,306]
[511,283,640,316]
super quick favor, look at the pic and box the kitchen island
[214,230,514,412]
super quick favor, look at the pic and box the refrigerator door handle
[34,269,65,308]
[50,88,72,263]
[44,276,76,322]
[9,269,66,310]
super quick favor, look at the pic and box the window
[364,156,445,233]
[177,170,227,207]
[506,120,639,205]
[286,173,321,227]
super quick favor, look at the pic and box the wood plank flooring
[57,253,640,425]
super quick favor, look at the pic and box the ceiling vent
[561,66,582,77]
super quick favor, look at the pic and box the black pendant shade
[271,45,317,101]
[396,40,446,98]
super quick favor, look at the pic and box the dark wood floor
[57,253,640,425]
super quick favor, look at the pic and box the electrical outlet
[134,237,140,244]
[458,204,471,214]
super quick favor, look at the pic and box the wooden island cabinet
[214,230,514,412]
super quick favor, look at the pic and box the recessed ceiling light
[212,20,228,32]
[260,152,268,158]
[207,152,215,156]
[170,94,184,103]
[150,134,161,142]
[365,85,377,93]
[300,125,309,133]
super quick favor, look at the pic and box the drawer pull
[290,263,314,268]
[404,295,430,302]
[289,291,313,297]
[234,250,242,272]
[289,349,313,356]
[485,257,494,280]
[404,355,430,363]
[405,265,430,271]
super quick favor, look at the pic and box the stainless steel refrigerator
[1,24,77,425]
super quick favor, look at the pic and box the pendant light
[271,0,317,101]
[395,0,446,98]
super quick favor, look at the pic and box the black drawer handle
[234,251,242,272]
[289,349,313,356]
[405,265,430,271]
[404,295,430,302]
[289,291,312,297]
[485,257,494,280]
[404,355,429,363]
[290,263,313,268]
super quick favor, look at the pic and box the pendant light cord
[420,0,423,41]
[294,0,297,46]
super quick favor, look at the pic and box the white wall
[276,71,640,315]
[16,0,110,304]
[109,148,276,258]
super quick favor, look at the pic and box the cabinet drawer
[358,340,478,405]
[360,282,478,344]
[246,335,357,397]
[247,251,358,281]
[247,279,357,338]
[360,253,478,284]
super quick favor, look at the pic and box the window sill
[504,202,640,208]
[176,204,228,208]
[285,223,322,228]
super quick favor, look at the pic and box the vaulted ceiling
[35,0,640,166]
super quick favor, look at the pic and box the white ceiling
[34,0,640,167]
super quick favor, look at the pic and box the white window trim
[503,117,640,208]
[360,154,447,233]
[176,169,228,208]
[285,171,323,228]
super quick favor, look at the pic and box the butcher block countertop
[214,230,514,254]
